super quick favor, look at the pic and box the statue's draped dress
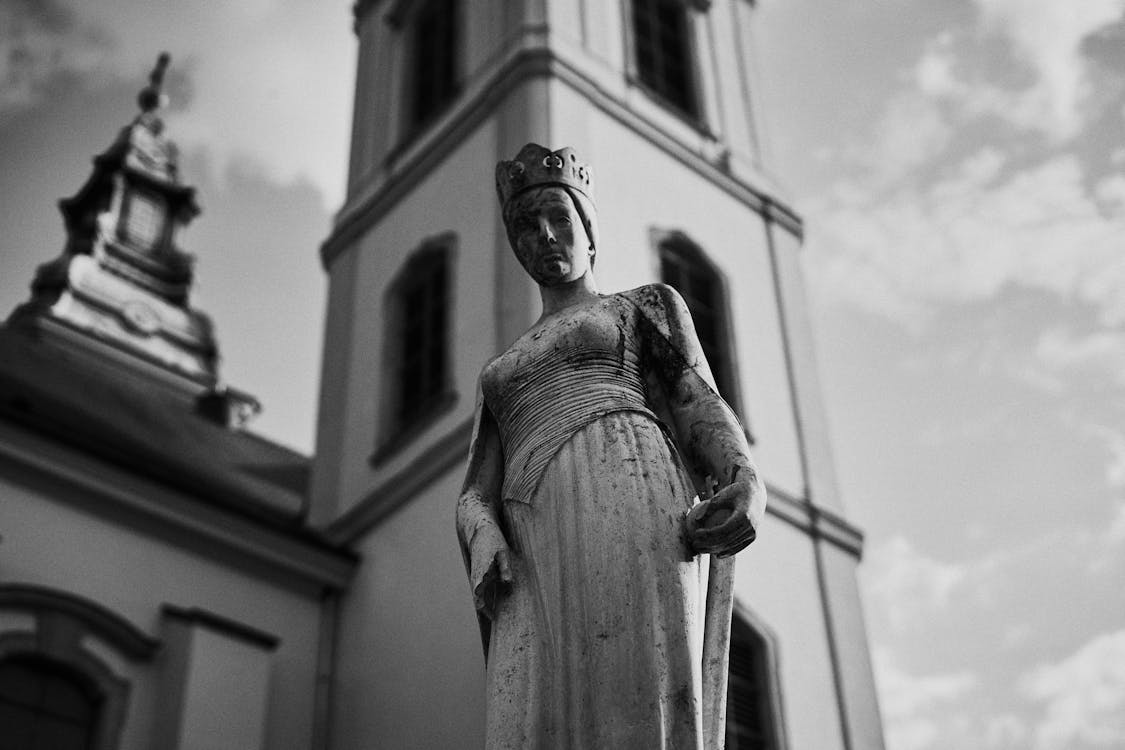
[478,290,706,749]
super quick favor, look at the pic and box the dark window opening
[660,238,734,400]
[392,247,450,433]
[725,617,780,750]
[410,0,459,128]
[0,656,101,750]
[631,0,698,118]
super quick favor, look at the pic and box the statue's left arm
[636,284,766,557]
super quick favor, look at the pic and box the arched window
[658,232,738,405]
[630,0,700,119]
[726,615,784,750]
[375,235,456,459]
[0,656,101,750]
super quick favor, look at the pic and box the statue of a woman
[456,144,765,748]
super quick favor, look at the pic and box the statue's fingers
[497,548,513,584]
[692,513,747,544]
[716,526,757,558]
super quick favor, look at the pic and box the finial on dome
[137,52,171,114]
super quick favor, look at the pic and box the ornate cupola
[8,54,257,425]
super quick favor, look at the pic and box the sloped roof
[0,324,318,534]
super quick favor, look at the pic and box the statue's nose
[538,218,556,245]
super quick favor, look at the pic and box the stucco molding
[0,583,160,661]
[161,605,280,651]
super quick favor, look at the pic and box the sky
[2,1,1124,749]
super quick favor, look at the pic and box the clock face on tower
[121,191,165,253]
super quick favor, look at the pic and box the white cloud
[1020,629,1125,749]
[4,0,356,208]
[874,649,978,750]
[1035,328,1125,388]
[970,0,1125,139]
[863,537,968,630]
[809,151,1125,326]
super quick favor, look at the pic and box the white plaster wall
[735,519,847,750]
[546,81,806,499]
[331,468,486,750]
[0,469,323,750]
[324,121,501,516]
[821,542,887,750]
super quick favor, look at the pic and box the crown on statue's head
[495,143,593,209]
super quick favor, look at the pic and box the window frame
[372,233,458,463]
[623,0,708,126]
[0,584,157,750]
[725,604,788,750]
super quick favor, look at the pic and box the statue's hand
[685,479,760,558]
[469,523,514,620]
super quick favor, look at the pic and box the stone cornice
[321,44,803,269]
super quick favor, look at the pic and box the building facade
[0,2,885,749]
[314,1,884,749]
[0,60,354,749]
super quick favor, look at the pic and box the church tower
[312,2,885,748]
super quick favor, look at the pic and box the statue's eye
[556,216,571,226]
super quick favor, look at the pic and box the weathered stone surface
[456,145,766,748]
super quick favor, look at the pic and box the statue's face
[506,187,593,287]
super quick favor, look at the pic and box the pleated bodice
[481,294,658,505]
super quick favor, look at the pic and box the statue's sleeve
[455,380,505,659]
[627,284,751,492]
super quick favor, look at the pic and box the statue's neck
[538,273,600,319]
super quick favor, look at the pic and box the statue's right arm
[456,394,512,621]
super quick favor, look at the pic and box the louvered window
[725,617,781,750]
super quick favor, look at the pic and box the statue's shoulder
[617,283,692,327]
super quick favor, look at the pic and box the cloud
[1020,629,1125,749]
[874,649,978,750]
[3,1,355,208]
[1034,328,1125,388]
[808,150,1125,327]
[969,0,1125,139]
[0,0,112,117]
[863,537,969,630]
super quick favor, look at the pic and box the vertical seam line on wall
[764,211,853,750]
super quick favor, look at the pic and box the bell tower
[8,54,257,424]
[313,2,885,749]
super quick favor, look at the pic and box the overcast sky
[2,2,1124,749]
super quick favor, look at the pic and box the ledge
[322,44,803,269]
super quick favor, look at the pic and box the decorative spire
[138,52,170,113]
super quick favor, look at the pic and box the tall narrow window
[410,0,459,128]
[726,617,782,750]
[631,0,699,118]
[0,656,101,750]
[659,234,736,401]
[386,241,452,442]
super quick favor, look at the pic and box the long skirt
[485,411,706,749]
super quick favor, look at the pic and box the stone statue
[456,144,765,748]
